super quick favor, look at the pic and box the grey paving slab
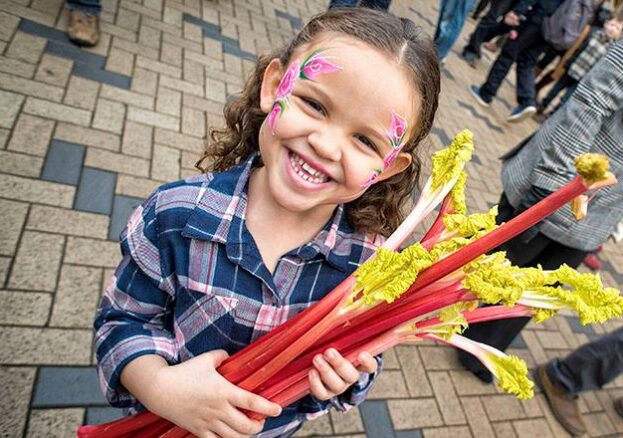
[45,39,106,69]
[85,407,126,425]
[275,9,303,29]
[74,167,117,215]
[19,18,73,46]
[222,43,256,61]
[395,430,424,438]
[509,333,527,349]
[457,100,504,134]
[565,315,597,339]
[40,140,85,186]
[108,195,145,241]
[183,13,255,61]
[359,400,395,438]
[72,63,131,89]
[31,366,108,407]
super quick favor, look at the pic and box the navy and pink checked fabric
[95,155,384,436]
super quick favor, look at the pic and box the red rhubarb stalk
[76,411,162,438]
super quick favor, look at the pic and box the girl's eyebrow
[304,81,390,146]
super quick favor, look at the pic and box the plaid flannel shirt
[568,29,613,81]
[94,155,384,437]
[501,40,623,251]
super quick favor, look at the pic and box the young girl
[95,8,440,438]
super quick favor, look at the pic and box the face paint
[268,51,343,133]
[360,111,408,188]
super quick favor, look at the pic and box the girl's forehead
[294,36,419,129]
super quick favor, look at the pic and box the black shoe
[462,51,477,68]
[457,350,493,383]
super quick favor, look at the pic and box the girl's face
[258,34,418,217]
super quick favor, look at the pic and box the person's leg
[435,0,476,60]
[514,26,548,107]
[471,0,490,19]
[478,34,520,102]
[548,79,579,115]
[360,0,391,9]
[546,328,623,395]
[66,0,101,15]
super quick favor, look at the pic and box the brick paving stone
[54,122,121,152]
[395,345,433,397]
[0,199,27,256]
[490,422,518,438]
[157,85,182,117]
[27,205,109,239]
[0,149,44,178]
[26,408,85,438]
[481,395,526,422]
[155,127,205,153]
[0,11,20,41]
[122,120,153,158]
[0,89,25,128]
[8,112,55,156]
[92,98,126,134]
[49,265,102,327]
[105,46,136,77]
[521,330,548,364]
[64,76,100,111]
[421,425,472,437]
[131,66,158,95]
[0,290,52,326]
[513,418,554,437]
[368,370,410,400]
[183,58,205,87]
[5,31,46,64]
[0,256,11,287]
[330,407,365,435]
[388,399,444,429]
[418,345,460,370]
[595,391,623,434]
[160,73,204,97]
[0,127,8,148]
[0,366,36,437]
[115,7,141,32]
[206,76,227,103]
[536,330,569,350]
[35,53,73,87]
[85,147,150,177]
[151,144,181,182]
[461,397,495,438]
[183,92,223,115]
[0,326,92,365]
[0,55,37,78]
[23,96,92,126]
[112,36,159,61]
[64,236,120,268]
[137,55,183,80]
[182,106,206,138]
[383,347,400,370]
[428,371,466,425]
[449,370,498,396]
[8,231,64,291]
[161,41,183,66]
[127,106,180,131]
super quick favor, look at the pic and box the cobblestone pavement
[1,0,622,437]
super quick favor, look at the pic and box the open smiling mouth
[288,151,332,184]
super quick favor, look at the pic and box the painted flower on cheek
[360,168,383,189]
[301,54,342,81]
[382,147,402,171]
[267,102,282,132]
[276,59,301,100]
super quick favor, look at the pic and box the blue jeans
[434,0,476,60]
[546,328,623,395]
[66,0,101,15]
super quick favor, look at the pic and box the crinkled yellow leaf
[491,354,534,399]
[431,130,474,192]
[449,171,468,215]
[575,153,609,184]
[443,206,498,237]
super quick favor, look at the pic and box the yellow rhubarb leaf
[431,130,474,192]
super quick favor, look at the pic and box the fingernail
[314,355,324,366]
[326,348,338,359]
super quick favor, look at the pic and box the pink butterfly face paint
[360,111,408,189]
[267,51,342,134]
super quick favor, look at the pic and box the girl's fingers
[312,353,351,394]
[308,368,332,400]
[323,349,361,384]
[212,420,246,438]
[356,351,378,374]
[223,405,265,436]
[229,387,282,418]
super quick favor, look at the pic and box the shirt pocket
[175,290,240,358]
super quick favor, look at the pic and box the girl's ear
[260,59,284,114]
[378,152,412,182]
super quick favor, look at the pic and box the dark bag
[542,0,594,50]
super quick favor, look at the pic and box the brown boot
[615,397,623,418]
[67,10,100,47]
[535,365,586,436]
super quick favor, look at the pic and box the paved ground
[1,0,622,437]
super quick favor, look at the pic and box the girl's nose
[307,130,342,162]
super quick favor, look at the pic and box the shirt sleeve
[94,190,178,408]
[531,40,623,190]
[296,354,384,418]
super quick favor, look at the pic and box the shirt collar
[181,154,358,272]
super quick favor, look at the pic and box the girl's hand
[308,348,377,401]
[148,350,282,438]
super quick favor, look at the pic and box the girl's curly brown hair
[196,8,440,237]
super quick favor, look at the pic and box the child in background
[538,6,623,116]
[94,8,440,438]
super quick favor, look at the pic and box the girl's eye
[356,134,378,152]
[302,97,325,115]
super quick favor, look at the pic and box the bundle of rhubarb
[78,130,623,438]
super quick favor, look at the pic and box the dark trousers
[328,0,391,9]
[463,0,514,58]
[547,327,623,395]
[480,18,550,106]
[458,193,589,376]
[541,73,578,112]
[471,0,491,19]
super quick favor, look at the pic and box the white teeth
[289,152,330,184]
